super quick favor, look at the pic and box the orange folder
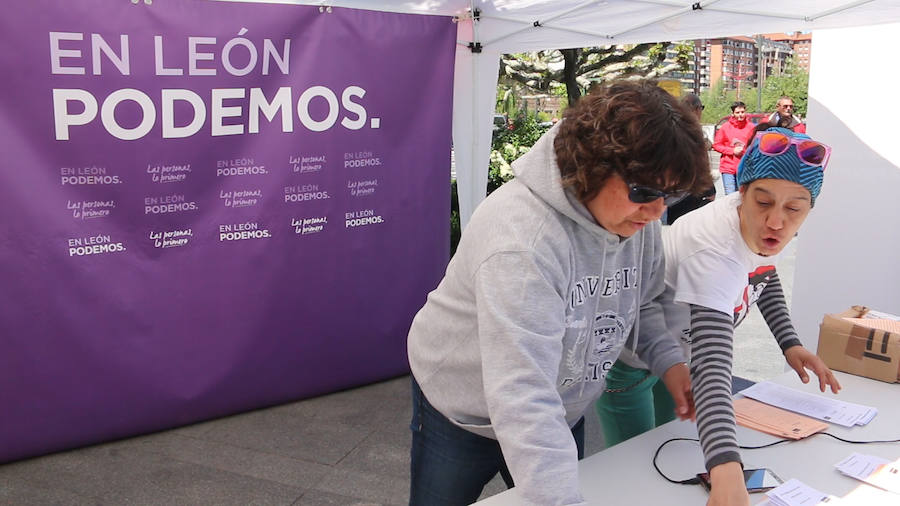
[734,397,829,439]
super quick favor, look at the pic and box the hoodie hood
[729,115,748,128]
[512,122,622,244]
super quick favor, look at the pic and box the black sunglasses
[627,183,688,206]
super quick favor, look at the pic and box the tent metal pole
[809,0,875,21]
[610,0,724,38]
[481,0,602,47]
[469,0,480,228]
[529,24,615,40]
[700,7,810,21]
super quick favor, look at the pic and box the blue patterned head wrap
[736,127,825,205]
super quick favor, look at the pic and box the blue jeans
[409,378,585,505]
[722,173,737,195]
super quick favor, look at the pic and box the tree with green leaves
[760,60,809,117]
[700,80,760,123]
[499,42,693,106]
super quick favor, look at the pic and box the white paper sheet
[764,478,837,506]
[835,453,900,495]
[740,382,877,428]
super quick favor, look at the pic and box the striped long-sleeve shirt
[690,270,802,470]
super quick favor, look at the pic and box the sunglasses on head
[753,131,831,168]
[627,182,688,206]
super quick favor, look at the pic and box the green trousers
[595,360,675,447]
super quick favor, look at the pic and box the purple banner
[0,0,455,463]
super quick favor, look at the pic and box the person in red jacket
[713,101,755,194]
[767,96,807,133]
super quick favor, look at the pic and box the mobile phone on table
[697,468,784,493]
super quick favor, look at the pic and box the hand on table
[661,362,694,421]
[783,345,842,393]
[706,462,750,506]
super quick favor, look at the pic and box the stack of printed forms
[835,453,900,495]
[734,398,828,439]
[760,479,843,506]
[739,382,877,427]
[755,455,900,506]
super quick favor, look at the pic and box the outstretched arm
[690,304,749,506]
[757,272,841,393]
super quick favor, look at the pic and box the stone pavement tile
[279,376,411,431]
[313,467,408,505]
[166,417,223,438]
[0,446,302,505]
[199,407,372,465]
[293,489,387,506]
[477,475,510,502]
[0,475,100,506]
[335,427,410,479]
[109,431,331,489]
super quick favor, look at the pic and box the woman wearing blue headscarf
[597,127,843,505]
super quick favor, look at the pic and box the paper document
[862,310,900,321]
[740,382,877,427]
[764,478,839,506]
[734,398,829,439]
[835,453,900,495]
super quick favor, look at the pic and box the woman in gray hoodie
[406,80,712,506]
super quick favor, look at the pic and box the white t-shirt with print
[663,192,781,343]
[620,192,782,368]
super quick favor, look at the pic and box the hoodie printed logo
[560,311,627,387]
[600,267,638,297]
[568,268,638,308]
[592,311,625,354]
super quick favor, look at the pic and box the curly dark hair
[554,80,712,202]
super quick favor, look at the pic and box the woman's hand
[783,345,841,393]
[661,362,694,421]
[706,462,750,506]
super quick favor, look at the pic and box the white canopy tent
[229,0,900,350]
[230,0,900,226]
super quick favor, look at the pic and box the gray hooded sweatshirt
[407,124,685,505]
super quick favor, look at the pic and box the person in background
[406,80,712,506]
[768,96,807,133]
[665,93,716,224]
[713,101,756,195]
[597,126,841,506]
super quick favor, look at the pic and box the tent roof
[225,0,900,51]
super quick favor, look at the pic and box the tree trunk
[561,48,581,105]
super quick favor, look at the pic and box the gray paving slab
[0,475,100,506]
[312,467,408,505]
[336,427,410,479]
[111,431,331,489]
[1,444,303,506]
[280,376,411,432]
[292,488,383,506]
[199,403,374,466]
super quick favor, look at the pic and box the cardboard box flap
[843,318,900,334]
[818,306,900,383]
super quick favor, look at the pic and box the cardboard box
[817,306,900,383]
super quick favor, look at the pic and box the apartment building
[678,35,801,93]
[764,32,813,72]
